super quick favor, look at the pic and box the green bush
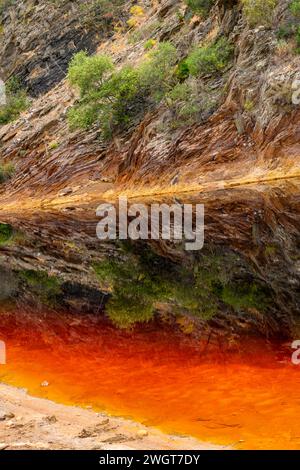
[144,39,156,50]
[0,77,29,125]
[296,25,300,50]
[138,42,178,100]
[67,51,114,97]
[186,37,233,77]
[0,162,15,183]
[165,82,199,125]
[276,23,295,40]
[290,0,300,17]
[241,0,277,27]
[184,0,214,16]
[67,43,178,137]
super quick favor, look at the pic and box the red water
[0,309,299,450]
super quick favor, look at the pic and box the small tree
[67,43,179,136]
[67,51,114,97]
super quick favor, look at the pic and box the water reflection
[0,179,299,449]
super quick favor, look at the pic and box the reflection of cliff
[0,180,298,340]
[0,267,18,301]
[0,1,299,339]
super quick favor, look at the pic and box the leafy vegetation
[19,270,62,307]
[0,77,29,125]
[183,0,214,16]
[67,32,234,135]
[93,246,271,329]
[127,4,145,28]
[0,162,15,183]
[0,223,13,245]
[290,0,300,17]
[296,26,300,50]
[241,0,277,27]
[67,43,178,137]
[186,38,233,77]
[165,81,200,126]
[144,38,156,50]
[276,1,300,53]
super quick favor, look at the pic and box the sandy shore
[0,383,227,450]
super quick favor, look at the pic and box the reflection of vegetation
[0,224,25,246]
[94,245,271,329]
[0,77,29,125]
[0,223,13,245]
[221,283,270,311]
[19,270,62,307]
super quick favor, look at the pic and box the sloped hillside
[0,0,299,203]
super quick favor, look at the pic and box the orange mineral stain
[0,309,299,450]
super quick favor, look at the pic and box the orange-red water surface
[0,308,299,450]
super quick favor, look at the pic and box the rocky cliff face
[0,0,299,342]
[0,0,126,95]
[0,0,299,201]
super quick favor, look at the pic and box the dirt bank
[0,383,227,451]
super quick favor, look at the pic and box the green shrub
[0,162,15,183]
[0,77,29,125]
[186,37,233,77]
[184,0,214,16]
[144,38,156,50]
[48,141,59,150]
[166,82,199,124]
[67,43,178,136]
[241,0,277,27]
[290,0,300,17]
[276,23,295,39]
[138,42,178,100]
[296,25,300,50]
[67,51,114,97]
